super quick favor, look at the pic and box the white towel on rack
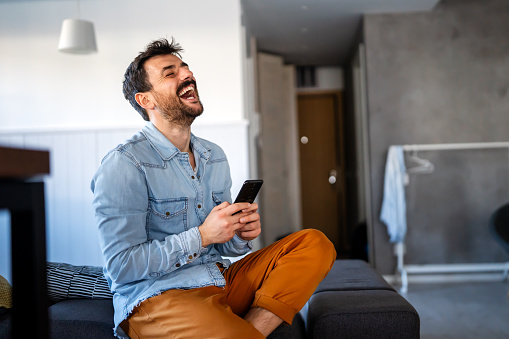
[380,145,407,243]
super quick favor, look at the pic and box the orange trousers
[122,229,336,338]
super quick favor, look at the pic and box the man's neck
[151,118,192,153]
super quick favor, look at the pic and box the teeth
[179,85,194,97]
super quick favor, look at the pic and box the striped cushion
[47,262,112,302]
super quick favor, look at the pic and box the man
[91,38,336,338]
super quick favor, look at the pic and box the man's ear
[135,92,156,111]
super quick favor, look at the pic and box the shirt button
[176,263,181,268]
[198,204,202,208]
[197,176,201,179]
[191,175,195,179]
[188,255,193,260]
[166,212,170,216]
[193,253,197,257]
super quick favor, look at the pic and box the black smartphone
[233,179,263,214]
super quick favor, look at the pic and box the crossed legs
[122,229,336,338]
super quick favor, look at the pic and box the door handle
[328,170,337,184]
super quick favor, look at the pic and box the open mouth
[178,84,197,101]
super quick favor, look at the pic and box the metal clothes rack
[395,141,509,294]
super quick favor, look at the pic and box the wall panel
[0,123,249,282]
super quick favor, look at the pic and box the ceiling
[241,0,441,66]
[0,0,440,66]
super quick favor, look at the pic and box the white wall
[0,0,244,130]
[0,0,249,282]
[298,66,344,92]
[315,67,344,90]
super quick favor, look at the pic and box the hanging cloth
[380,145,407,243]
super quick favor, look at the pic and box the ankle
[244,307,283,337]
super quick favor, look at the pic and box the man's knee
[295,229,337,265]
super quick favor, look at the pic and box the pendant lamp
[58,0,97,54]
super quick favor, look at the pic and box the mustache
[177,80,198,95]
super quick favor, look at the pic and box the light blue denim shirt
[91,122,252,338]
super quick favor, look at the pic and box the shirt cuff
[232,233,253,250]
[177,227,204,265]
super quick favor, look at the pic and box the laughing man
[91,38,336,338]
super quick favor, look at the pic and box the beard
[154,81,204,127]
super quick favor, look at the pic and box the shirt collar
[190,134,212,162]
[142,122,211,161]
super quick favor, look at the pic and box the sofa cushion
[314,259,394,294]
[47,262,112,302]
[47,298,306,339]
[0,310,10,338]
[307,289,420,339]
[49,299,115,338]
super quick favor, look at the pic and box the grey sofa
[0,259,420,338]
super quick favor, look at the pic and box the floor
[401,281,509,339]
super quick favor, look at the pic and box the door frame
[351,43,375,266]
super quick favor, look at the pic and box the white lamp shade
[58,19,97,54]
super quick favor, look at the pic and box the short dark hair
[123,38,184,121]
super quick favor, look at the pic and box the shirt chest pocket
[148,198,188,239]
[212,191,225,206]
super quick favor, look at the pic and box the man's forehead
[144,54,183,73]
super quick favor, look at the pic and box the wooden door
[298,92,347,252]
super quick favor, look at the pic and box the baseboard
[384,272,508,285]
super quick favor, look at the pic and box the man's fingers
[229,202,251,215]
[236,222,257,232]
[212,201,230,212]
[239,212,259,224]
[236,228,261,241]
[242,202,258,213]
[233,222,247,231]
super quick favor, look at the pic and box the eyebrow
[160,61,189,76]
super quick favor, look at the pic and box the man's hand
[198,201,253,247]
[235,202,261,241]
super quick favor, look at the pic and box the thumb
[233,222,247,231]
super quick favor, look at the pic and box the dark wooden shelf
[0,146,50,179]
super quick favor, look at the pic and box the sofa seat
[0,259,420,338]
[48,299,115,338]
[46,298,304,339]
[308,290,420,338]
[305,259,420,339]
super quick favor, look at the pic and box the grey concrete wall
[363,0,509,274]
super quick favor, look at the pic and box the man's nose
[180,68,194,81]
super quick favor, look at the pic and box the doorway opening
[297,91,349,255]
